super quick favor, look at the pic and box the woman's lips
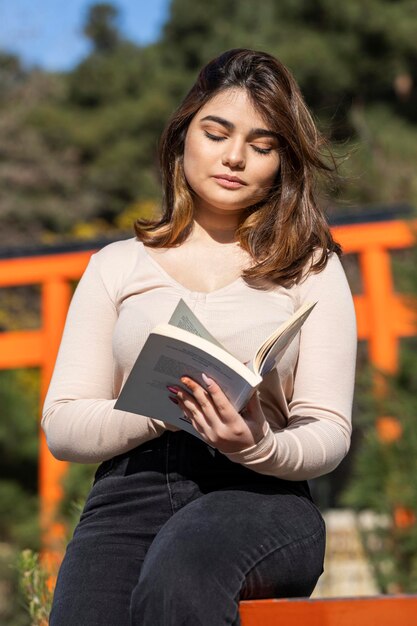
[213,175,246,189]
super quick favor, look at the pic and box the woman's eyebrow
[200,115,278,139]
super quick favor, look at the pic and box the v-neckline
[140,243,244,297]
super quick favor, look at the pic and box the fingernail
[202,373,214,387]
[167,385,179,394]
[169,396,179,405]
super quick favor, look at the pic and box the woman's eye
[204,131,226,142]
[252,145,273,155]
[204,130,273,155]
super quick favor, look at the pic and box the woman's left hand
[171,374,267,454]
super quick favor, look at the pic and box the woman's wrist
[222,421,275,461]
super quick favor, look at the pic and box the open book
[115,298,316,439]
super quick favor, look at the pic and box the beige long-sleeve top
[42,238,357,480]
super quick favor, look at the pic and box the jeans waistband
[111,430,312,502]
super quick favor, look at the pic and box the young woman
[43,48,357,625]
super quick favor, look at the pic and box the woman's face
[183,88,281,218]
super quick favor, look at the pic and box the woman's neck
[191,211,242,245]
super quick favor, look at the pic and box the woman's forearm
[42,398,165,463]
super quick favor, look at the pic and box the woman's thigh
[49,451,179,626]
[131,485,326,625]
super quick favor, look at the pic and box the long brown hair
[134,48,342,286]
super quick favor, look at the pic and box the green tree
[83,2,121,54]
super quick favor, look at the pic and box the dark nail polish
[169,396,179,405]
[167,386,179,394]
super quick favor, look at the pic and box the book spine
[233,381,257,412]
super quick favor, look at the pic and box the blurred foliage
[0,370,40,547]
[0,370,40,625]
[0,0,417,617]
[17,550,53,626]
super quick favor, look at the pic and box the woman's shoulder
[299,249,344,282]
[296,249,351,303]
[91,236,146,274]
[93,237,141,264]
[88,237,143,297]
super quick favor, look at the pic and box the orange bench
[239,594,417,625]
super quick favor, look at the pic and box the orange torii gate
[0,219,416,620]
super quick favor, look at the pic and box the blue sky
[0,0,171,71]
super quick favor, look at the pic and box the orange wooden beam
[360,247,399,373]
[0,330,43,368]
[239,594,417,626]
[333,219,417,252]
[39,278,73,563]
[354,294,416,341]
[0,250,93,286]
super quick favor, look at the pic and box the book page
[252,301,317,376]
[152,324,261,386]
[168,298,225,349]
[115,331,260,438]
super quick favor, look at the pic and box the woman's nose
[222,141,245,168]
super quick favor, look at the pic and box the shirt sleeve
[41,253,165,463]
[224,253,357,480]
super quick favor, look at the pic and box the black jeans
[50,431,325,625]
